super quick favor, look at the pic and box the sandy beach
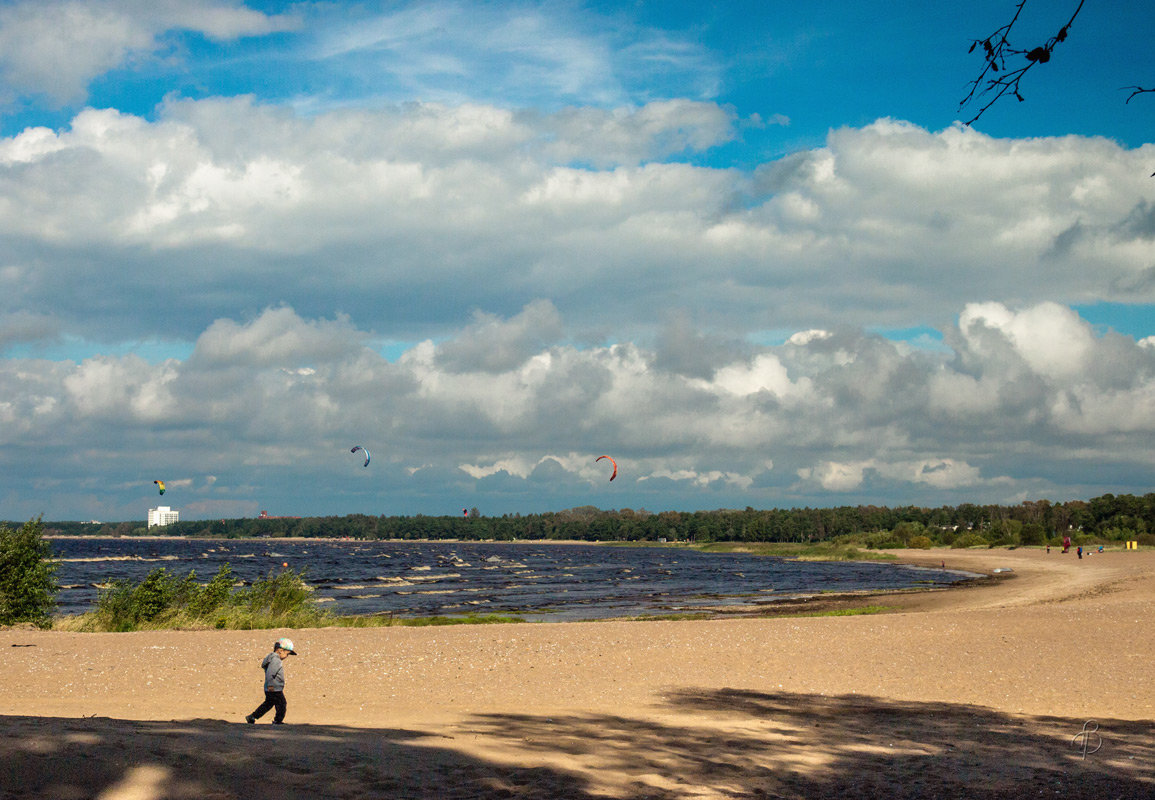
[2,547,1153,799]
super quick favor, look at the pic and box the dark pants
[251,690,287,723]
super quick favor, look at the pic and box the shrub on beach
[0,517,58,629]
[222,568,330,630]
[189,562,235,617]
[93,568,200,631]
[860,531,902,549]
[81,564,329,632]
[950,532,989,549]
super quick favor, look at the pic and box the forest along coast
[36,492,1155,549]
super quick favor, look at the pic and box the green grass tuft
[780,605,892,618]
[692,541,895,561]
[330,613,525,627]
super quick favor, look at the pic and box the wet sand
[2,547,1153,798]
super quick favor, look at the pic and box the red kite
[596,455,617,481]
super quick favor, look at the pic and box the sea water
[48,538,973,621]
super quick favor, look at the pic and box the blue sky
[0,0,1153,522]
[5,2,1150,154]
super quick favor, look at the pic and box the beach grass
[691,541,895,561]
[331,613,526,627]
[591,603,894,623]
[600,539,892,560]
[615,613,718,622]
[780,604,892,618]
[52,606,333,632]
[52,609,528,631]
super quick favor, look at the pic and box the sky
[0,0,1153,522]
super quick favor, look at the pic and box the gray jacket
[261,651,285,692]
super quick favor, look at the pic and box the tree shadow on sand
[0,715,599,800]
[3,692,1153,799]
[467,689,1155,799]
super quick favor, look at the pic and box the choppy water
[47,538,973,621]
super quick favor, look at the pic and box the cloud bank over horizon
[4,296,1155,521]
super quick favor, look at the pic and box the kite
[596,455,617,482]
[350,446,370,467]
[154,480,165,495]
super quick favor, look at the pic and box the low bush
[863,531,903,549]
[950,532,989,549]
[80,564,329,632]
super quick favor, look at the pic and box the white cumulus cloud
[0,0,298,104]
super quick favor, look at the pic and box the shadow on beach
[470,689,1155,799]
[0,715,595,800]
[3,690,1154,799]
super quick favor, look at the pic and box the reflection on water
[47,539,972,621]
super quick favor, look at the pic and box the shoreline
[43,535,626,543]
[3,547,1153,798]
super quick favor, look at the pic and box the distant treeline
[24,492,1155,548]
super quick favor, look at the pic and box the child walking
[246,637,297,724]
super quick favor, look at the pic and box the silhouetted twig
[959,0,1085,125]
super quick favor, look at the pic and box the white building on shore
[148,505,179,528]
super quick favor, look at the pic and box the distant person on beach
[246,638,297,725]
[1077,546,1083,560]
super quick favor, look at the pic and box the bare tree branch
[1123,86,1155,104]
[1119,86,1155,174]
[959,0,1085,125]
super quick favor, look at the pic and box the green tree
[0,517,59,628]
[1020,522,1047,546]
[892,521,926,546]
